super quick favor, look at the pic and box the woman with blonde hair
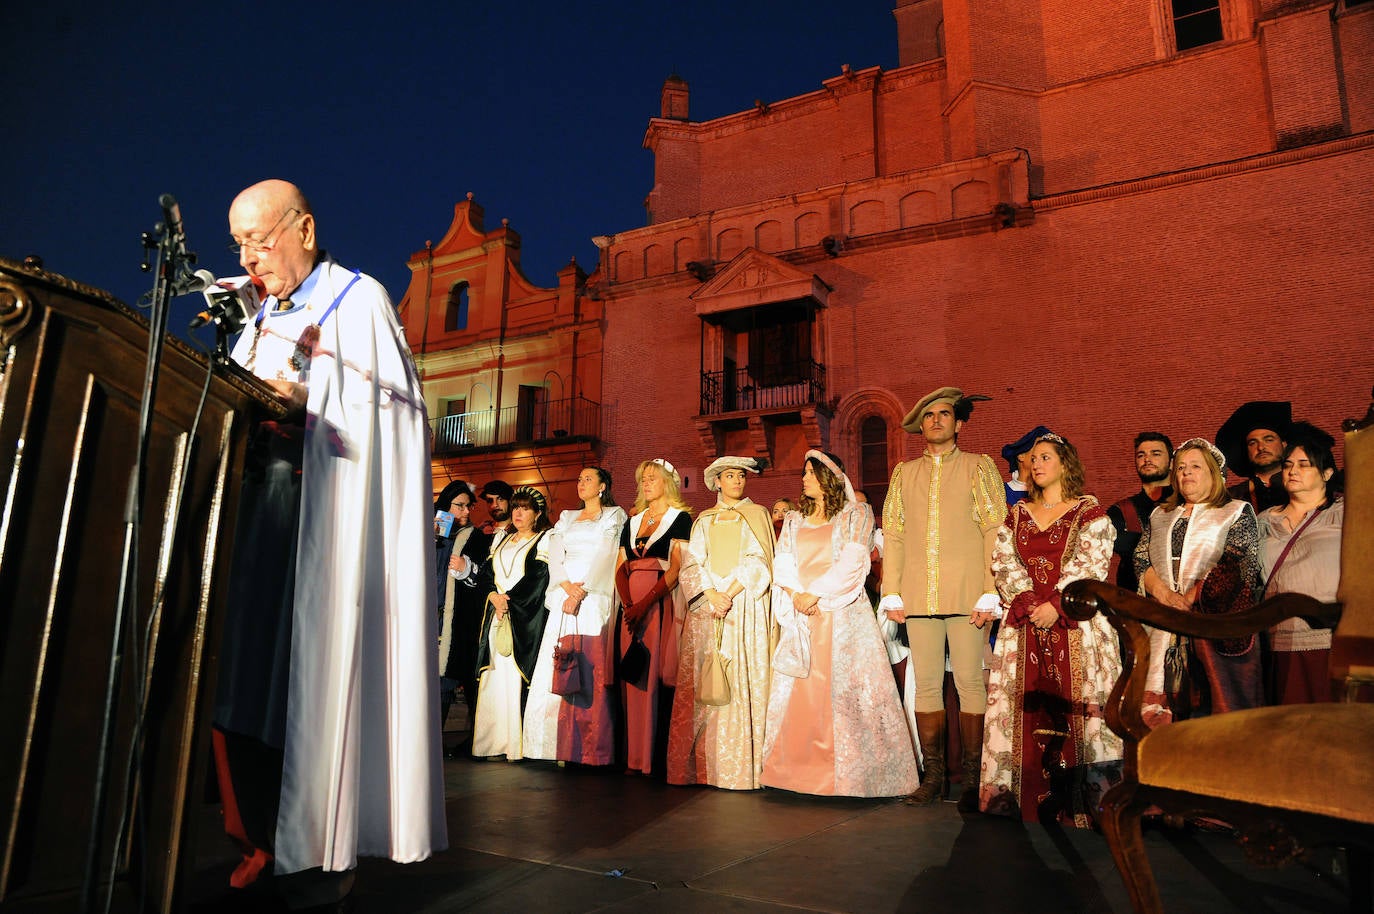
[1134,439,1263,726]
[981,434,1123,826]
[761,451,919,797]
[615,459,693,775]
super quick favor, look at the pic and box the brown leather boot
[905,711,947,806]
[956,712,985,813]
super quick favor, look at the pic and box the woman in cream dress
[668,456,774,789]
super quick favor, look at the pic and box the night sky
[2,1,896,339]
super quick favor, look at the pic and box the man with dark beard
[1217,401,1291,512]
[1106,432,1174,593]
[479,479,515,536]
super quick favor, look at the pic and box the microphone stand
[81,194,197,913]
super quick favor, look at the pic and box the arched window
[860,415,889,519]
[445,281,469,332]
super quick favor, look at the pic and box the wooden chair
[1063,399,1374,914]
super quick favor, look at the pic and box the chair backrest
[1334,403,1374,700]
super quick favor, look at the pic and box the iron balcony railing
[699,361,826,416]
[431,395,600,454]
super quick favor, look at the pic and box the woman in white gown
[523,468,627,765]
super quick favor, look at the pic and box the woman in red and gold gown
[981,434,1123,826]
[615,459,693,776]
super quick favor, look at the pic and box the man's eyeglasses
[228,207,301,254]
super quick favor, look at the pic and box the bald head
[232,179,311,219]
[229,179,318,300]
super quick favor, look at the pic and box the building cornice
[1035,130,1374,212]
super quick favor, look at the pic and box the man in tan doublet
[880,386,1006,808]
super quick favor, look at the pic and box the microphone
[159,193,189,261]
[174,268,216,298]
[190,275,261,333]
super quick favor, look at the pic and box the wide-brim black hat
[1216,401,1292,477]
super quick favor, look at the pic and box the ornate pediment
[690,248,830,318]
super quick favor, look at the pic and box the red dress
[618,509,692,774]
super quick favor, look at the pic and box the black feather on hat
[953,394,991,422]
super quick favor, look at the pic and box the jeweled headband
[1174,437,1227,474]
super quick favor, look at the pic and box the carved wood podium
[0,257,280,912]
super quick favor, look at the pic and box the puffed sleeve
[972,455,1009,533]
[1054,511,1116,613]
[880,462,906,599]
[974,454,1009,596]
[679,512,711,604]
[809,504,874,611]
[585,507,627,597]
[544,513,571,596]
[991,519,1036,626]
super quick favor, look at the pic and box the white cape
[273,260,447,873]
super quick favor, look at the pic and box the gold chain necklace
[496,532,536,582]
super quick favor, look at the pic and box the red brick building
[397,195,603,509]
[409,0,1374,517]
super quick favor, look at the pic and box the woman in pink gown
[761,450,920,797]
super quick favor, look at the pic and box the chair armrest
[1061,582,1341,749]
[1062,581,1338,638]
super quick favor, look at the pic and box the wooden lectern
[0,257,280,912]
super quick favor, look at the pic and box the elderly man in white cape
[670,456,775,789]
[223,180,446,890]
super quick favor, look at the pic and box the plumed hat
[901,386,992,432]
[1001,426,1053,470]
[1216,401,1293,477]
[703,456,767,492]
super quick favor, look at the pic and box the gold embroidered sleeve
[882,462,906,534]
[970,455,1008,533]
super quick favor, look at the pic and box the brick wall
[598,144,1374,515]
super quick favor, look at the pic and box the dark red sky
[1,1,896,338]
